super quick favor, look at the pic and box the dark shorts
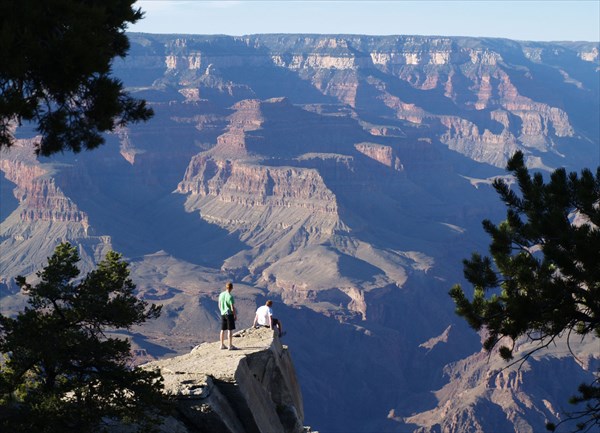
[262,318,280,328]
[221,313,235,331]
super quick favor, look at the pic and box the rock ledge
[145,327,311,433]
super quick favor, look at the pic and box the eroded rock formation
[0,141,88,228]
[2,33,598,433]
[145,327,310,433]
[138,34,597,169]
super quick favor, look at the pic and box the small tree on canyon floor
[0,0,153,156]
[449,151,600,432]
[0,242,168,433]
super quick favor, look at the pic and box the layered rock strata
[0,140,110,289]
[0,141,88,229]
[404,337,600,433]
[132,34,598,168]
[354,142,403,170]
[178,156,337,215]
[2,33,598,433]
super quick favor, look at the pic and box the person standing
[218,282,237,350]
[253,300,284,337]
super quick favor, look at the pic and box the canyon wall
[1,33,598,433]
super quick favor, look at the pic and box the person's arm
[253,312,258,328]
[269,314,273,329]
[232,303,237,320]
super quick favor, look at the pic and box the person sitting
[253,300,284,337]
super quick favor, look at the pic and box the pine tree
[0,0,153,156]
[0,243,167,432]
[449,151,600,431]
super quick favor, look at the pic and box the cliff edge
[145,327,312,433]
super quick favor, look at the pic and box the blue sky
[131,1,600,42]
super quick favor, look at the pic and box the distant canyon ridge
[1,34,599,433]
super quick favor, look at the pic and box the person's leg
[227,314,238,350]
[220,316,228,348]
[273,318,283,337]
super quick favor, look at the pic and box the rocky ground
[145,327,311,433]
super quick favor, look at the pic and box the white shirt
[255,305,273,326]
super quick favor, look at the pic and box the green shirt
[218,290,234,315]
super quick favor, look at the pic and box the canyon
[1,34,599,432]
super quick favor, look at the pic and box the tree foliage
[0,243,167,433]
[0,0,153,156]
[449,151,600,431]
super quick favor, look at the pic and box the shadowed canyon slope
[1,34,599,432]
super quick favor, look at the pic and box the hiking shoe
[228,345,239,350]
[220,345,227,350]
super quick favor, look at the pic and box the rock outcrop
[0,140,88,228]
[0,140,110,287]
[404,336,600,433]
[145,327,310,433]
